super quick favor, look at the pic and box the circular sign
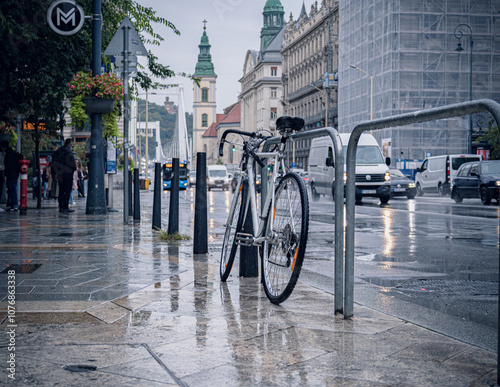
[47,0,85,36]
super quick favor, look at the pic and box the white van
[415,154,482,196]
[308,133,392,204]
[206,165,230,191]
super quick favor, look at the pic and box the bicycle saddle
[276,116,305,132]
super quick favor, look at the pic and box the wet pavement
[0,189,497,386]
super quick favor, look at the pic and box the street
[196,188,499,351]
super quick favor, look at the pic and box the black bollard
[193,153,208,254]
[152,162,162,230]
[239,181,258,277]
[128,169,133,216]
[168,158,179,235]
[133,168,140,221]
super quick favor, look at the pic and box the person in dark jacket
[54,139,77,213]
[1,141,20,211]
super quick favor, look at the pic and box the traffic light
[232,145,235,152]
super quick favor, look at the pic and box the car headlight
[384,172,391,182]
[209,178,215,183]
[496,181,500,187]
[343,173,347,182]
[408,182,416,188]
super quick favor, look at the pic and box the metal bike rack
[343,99,500,385]
[262,127,345,314]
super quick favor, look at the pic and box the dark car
[231,172,261,193]
[390,169,417,199]
[451,161,500,205]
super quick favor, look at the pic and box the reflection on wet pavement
[0,190,496,385]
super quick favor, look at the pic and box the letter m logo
[57,7,76,26]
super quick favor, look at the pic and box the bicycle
[218,116,309,304]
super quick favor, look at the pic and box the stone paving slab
[0,195,497,385]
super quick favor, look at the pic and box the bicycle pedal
[236,232,254,246]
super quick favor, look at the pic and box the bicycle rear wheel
[262,172,309,304]
[220,180,247,281]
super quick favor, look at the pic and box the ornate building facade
[240,0,285,136]
[193,23,217,159]
[281,0,339,169]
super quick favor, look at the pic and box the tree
[0,0,184,127]
[477,120,500,160]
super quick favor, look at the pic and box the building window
[202,113,208,127]
[271,67,277,76]
[201,88,209,102]
[270,108,277,120]
[270,88,277,98]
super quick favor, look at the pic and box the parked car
[189,170,196,187]
[451,161,500,205]
[390,169,416,199]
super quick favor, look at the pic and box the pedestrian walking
[42,166,49,199]
[52,138,76,213]
[1,140,22,212]
[76,159,85,198]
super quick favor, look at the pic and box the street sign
[47,0,85,36]
[104,17,148,56]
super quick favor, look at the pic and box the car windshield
[209,170,227,177]
[343,145,384,164]
[391,169,405,178]
[481,162,500,174]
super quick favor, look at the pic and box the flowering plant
[0,121,17,147]
[67,71,124,139]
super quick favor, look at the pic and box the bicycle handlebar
[219,129,262,157]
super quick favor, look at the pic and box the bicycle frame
[229,143,287,247]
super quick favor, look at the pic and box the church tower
[260,0,285,50]
[193,21,217,157]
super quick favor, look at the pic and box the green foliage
[216,158,224,165]
[477,120,500,160]
[68,95,89,130]
[0,0,191,129]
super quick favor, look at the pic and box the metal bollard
[152,162,162,230]
[240,181,258,277]
[133,168,140,221]
[168,158,179,235]
[128,170,133,216]
[193,153,208,254]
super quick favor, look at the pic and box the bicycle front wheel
[220,180,246,281]
[262,172,309,304]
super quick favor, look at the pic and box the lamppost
[350,65,373,121]
[309,84,328,127]
[454,23,474,154]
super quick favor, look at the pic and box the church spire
[260,0,285,50]
[194,20,216,77]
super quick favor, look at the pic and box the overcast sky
[135,0,309,113]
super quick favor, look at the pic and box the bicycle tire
[220,179,247,281]
[262,172,309,304]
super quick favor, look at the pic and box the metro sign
[47,0,85,36]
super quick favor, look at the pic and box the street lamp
[454,23,474,154]
[349,65,373,121]
[309,84,328,127]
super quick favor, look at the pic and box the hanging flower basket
[82,97,116,114]
[67,71,124,138]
